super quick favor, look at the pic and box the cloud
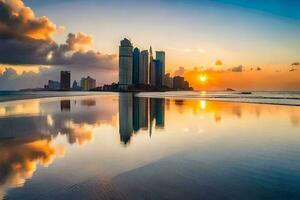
[291,62,300,66]
[290,68,297,72]
[256,67,262,71]
[173,66,186,76]
[230,65,243,72]
[215,59,223,66]
[0,0,117,71]
[0,0,57,40]
[65,32,92,52]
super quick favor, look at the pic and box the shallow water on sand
[1,94,300,200]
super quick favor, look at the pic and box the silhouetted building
[165,73,173,88]
[133,47,140,85]
[184,80,189,90]
[119,38,133,90]
[45,80,60,90]
[139,50,149,84]
[72,80,82,91]
[173,76,185,90]
[156,51,165,85]
[81,76,96,91]
[60,71,71,90]
[119,93,133,144]
[102,83,119,91]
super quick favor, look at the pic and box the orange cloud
[0,0,57,40]
[66,32,93,52]
[215,59,223,66]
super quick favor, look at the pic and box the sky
[0,0,299,90]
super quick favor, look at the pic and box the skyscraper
[155,60,163,87]
[150,59,157,86]
[139,50,149,85]
[156,51,165,85]
[132,48,140,85]
[60,71,71,90]
[119,38,133,90]
[149,47,156,86]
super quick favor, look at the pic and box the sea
[0,91,300,200]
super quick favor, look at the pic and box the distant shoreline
[0,90,300,107]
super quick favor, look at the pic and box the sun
[199,74,207,83]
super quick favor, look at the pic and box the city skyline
[0,0,300,90]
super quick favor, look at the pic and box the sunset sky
[0,0,300,90]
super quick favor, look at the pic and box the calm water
[1,93,300,199]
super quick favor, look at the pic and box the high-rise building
[155,60,163,87]
[60,71,71,90]
[156,51,166,85]
[119,38,133,90]
[132,48,140,85]
[139,50,149,85]
[150,59,157,86]
[81,76,96,91]
[149,46,156,86]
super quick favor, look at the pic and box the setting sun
[199,75,207,83]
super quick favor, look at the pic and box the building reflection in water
[80,99,96,107]
[60,100,71,112]
[119,94,134,144]
[119,94,165,145]
[133,96,149,132]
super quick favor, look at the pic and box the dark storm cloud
[291,62,300,66]
[0,0,117,70]
[0,36,57,64]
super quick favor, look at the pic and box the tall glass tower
[139,50,149,85]
[156,51,165,85]
[119,38,133,90]
[132,48,140,85]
